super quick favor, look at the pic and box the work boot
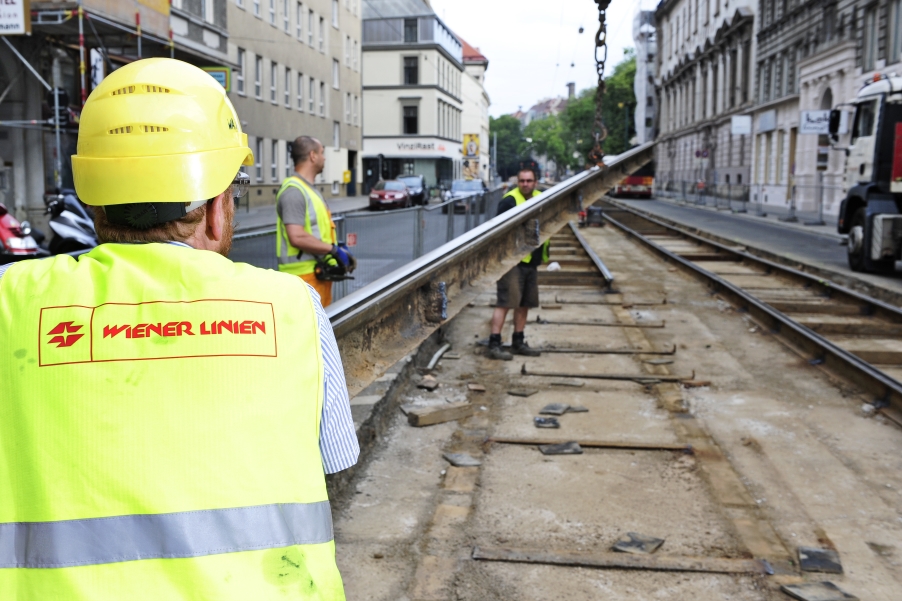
[511,332,541,356]
[487,334,512,361]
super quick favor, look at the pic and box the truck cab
[833,74,902,273]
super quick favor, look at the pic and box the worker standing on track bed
[276,135,355,307]
[487,166,550,361]
[0,59,358,600]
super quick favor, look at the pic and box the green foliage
[489,115,527,179]
[492,50,638,179]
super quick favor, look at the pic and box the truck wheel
[847,208,867,272]
[847,208,896,273]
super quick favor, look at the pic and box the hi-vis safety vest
[505,188,550,264]
[277,176,337,276]
[0,243,345,601]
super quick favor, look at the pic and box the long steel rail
[600,202,902,422]
[326,143,655,396]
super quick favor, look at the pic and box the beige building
[459,37,490,184]
[227,0,363,203]
[361,0,463,191]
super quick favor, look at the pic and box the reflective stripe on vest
[505,188,549,263]
[0,243,344,600]
[276,176,336,276]
[0,502,332,568]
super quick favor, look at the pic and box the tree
[489,115,526,180]
[524,116,567,180]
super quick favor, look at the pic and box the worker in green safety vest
[487,166,550,360]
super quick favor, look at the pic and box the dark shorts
[496,263,539,308]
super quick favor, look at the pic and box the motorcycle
[44,190,98,255]
[0,202,46,264]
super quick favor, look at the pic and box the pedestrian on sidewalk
[487,166,550,361]
[276,135,355,307]
[0,58,357,599]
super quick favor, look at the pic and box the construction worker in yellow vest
[0,58,358,600]
[487,167,550,360]
[276,136,355,307]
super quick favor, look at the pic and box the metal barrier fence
[655,178,842,227]
[229,187,506,301]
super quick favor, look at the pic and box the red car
[369,180,411,210]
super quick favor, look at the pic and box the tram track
[599,200,902,427]
[334,209,902,600]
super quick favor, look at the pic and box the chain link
[587,0,611,168]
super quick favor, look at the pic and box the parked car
[369,180,412,210]
[397,174,426,205]
[442,179,488,213]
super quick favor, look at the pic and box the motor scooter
[0,202,46,264]
[44,190,98,255]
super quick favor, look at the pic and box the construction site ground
[330,221,902,601]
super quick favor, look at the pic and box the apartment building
[655,0,756,188]
[361,0,463,191]
[633,9,658,145]
[749,0,902,217]
[459,36,490,184]
[0,0,233,231]
[227,0,363,202]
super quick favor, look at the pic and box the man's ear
[206,191,228,242]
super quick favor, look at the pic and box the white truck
[830,74,902,273]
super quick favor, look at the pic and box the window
[271,140,279,181]
[404,18,417,42]
[776,129,785,182]
[202,0,214,23]
[308,10,314,46]
[237,0,244,8]
[269,0,275,24]
[236,48,246,95]
[332,59,340,89]
[270,62,277,103]
[851,100,877,142]
[284,67,291,107]
[729,48,737,107]
[309,78,315,112]
[333,121,340,148]
[403,106,418,134]
[345,92,351,123]
[353,40,358,71]
[403,57,418,85]
[786,48,796,95]
[892,0,902,64]
[345,35,350,66]
[255,138,263,182]
[254,55,263,99]
[319,17,325,52]
[296,1,303,38]
[741,41,751,102]
[332,0,339,27]
[283,0,289,31]
[297,72,304,110]
[353,95,358,125]
[319,82,325,116]
[286,142,293,177]
[863,6,877,71]
[253,0,260,17]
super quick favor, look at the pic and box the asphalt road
[616,198,902,299]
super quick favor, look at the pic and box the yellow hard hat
[72,58,253,208]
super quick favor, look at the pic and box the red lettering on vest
[147,323,162,337]
[253,321,265,334]
[200,321,211,335]
[103,324,129,339]
[163,322,177,337]
[177,321,194,336]
[132,324,147,338]
[240,320,252,334]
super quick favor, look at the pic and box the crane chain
[587,0,611,168]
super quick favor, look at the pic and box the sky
[429,0,653,118]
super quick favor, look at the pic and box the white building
[633,9,657,145]
[459,36,490,184]
[227,0,363,202]
[361,0,463,191]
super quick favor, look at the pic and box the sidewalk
[645,196,844,242]
[234,195,370,234]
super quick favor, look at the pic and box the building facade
[749,0,902,218]
[0,0,232,231]
[227,0,363,202]
[459,36,490,184]
[655,0,756,190]
[361,0,463,192]
[633,9,658,145]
